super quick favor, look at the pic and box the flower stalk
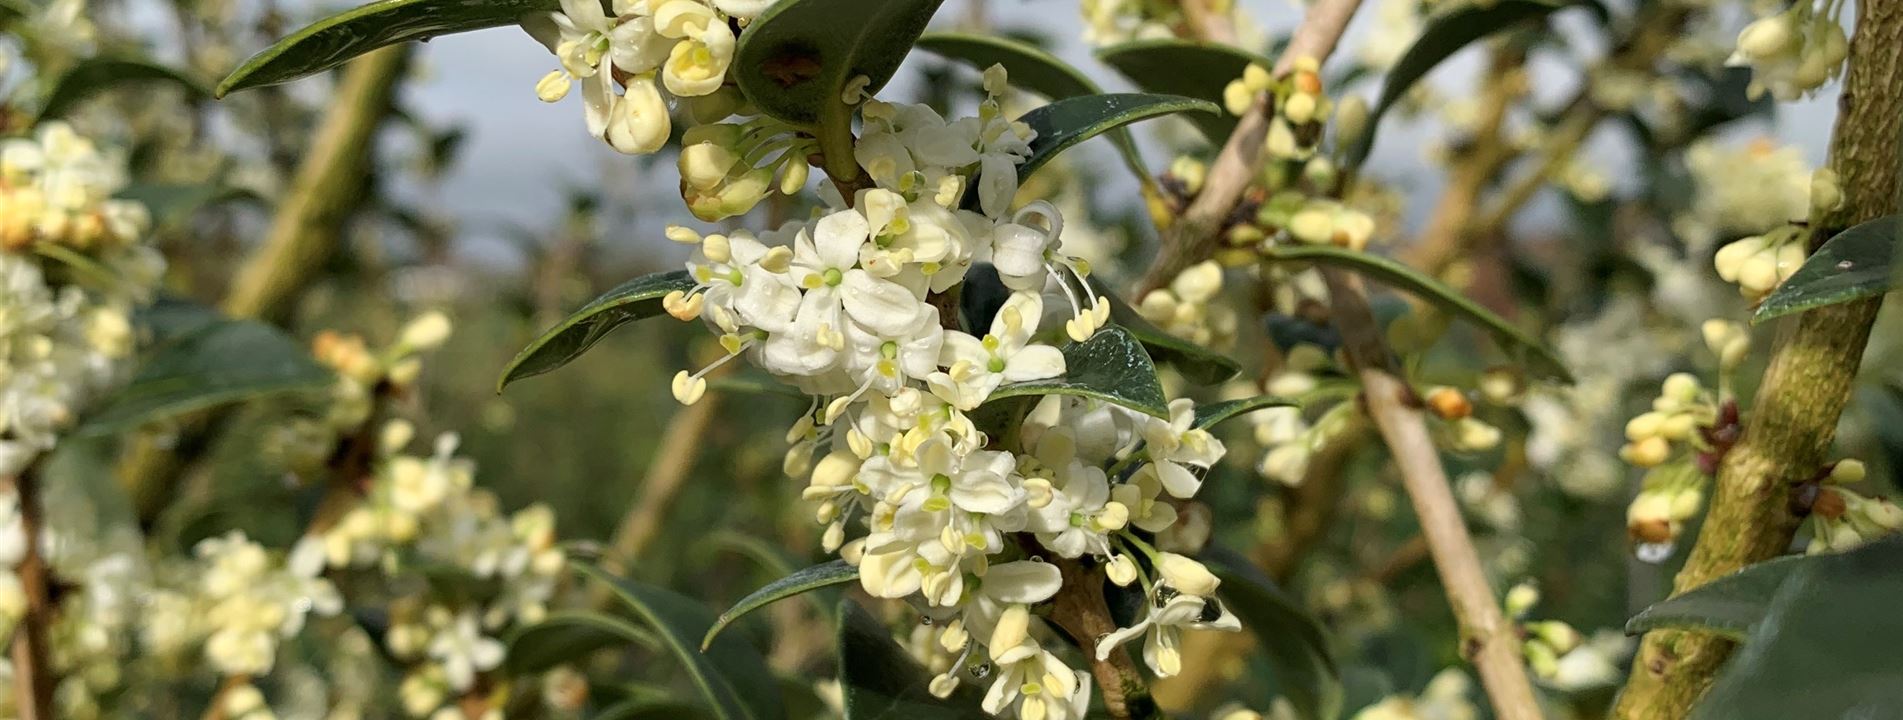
[4,463,52,720]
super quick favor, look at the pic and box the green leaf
[1753,214,1899,323]
[497,270,697,392]
[1690,538,1903,720]
[1014,93,1219,191]
[1344,0,1573,169]
[1261,243,1572,382]
[594,698,716,720]
[217,0,559,96]
[703,559,857,651]
[836,599,989,719]
[1091,278,1242,385]
[1206,547,1343,720]
[78,319,332,436]
[985,326,1170,418]
[38,57,209,119]
[1624,554,1806,641]
[1095,39,1272,143]
[915,32,1149,181]
[506,610,660,674]
[732,0,946,127]
[115,183,262,230]
[1194,395,1299,431]
[576,562,784,720]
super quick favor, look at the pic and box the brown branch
[1325,269,1544,720]
[1256,423,1369,583]
[1398,44,1527,277]
[1048,558,1159,720]
[1137,0,1366,295]
[1612,0,1903,712]
[5,462,54,720]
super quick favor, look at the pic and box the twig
[1612,0,1903,712]
[1047,558,1159,720]
[5,461,54,720]
[1324,269,1544,720]
[1179,0,1237,44]
[1256,422,1368,583]
[1137,0,1366,294]
[1397,44,1527,277]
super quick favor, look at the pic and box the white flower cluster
[1349,669,1479,720]
[1727,0,1849,101]
[1079,0,1238,46]
[0,122,164,477]
[528,0,770,155]
[1138,261,1239,352]
[0,485,148,718]
[143,531,343,677]
[654,68,1242,718]
[1672,138,1811,251]
[295,426,565,717]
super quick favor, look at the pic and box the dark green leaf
[1194,395,1299,431]
[1345,0,1573,169]
[39,57,209,119]
[732,0,946,127]
[1753,215,1899,322]
[1091,278,1242,385]
[703,559,857,650]
[915,32,1149,180]
[1261,243,1572,382]
[115,183,262,230]
[1206,547,1343,720]
[1625,554,1806,641]
[1690,538,1903,720]
[217,0,559,96]
[1094,39,1272,143]
[507,610,659,674]
[1014,93,1218,191]
[837,599,989,719]
[594,698,715,720]
[985,326,1169,418]
[78,319,332,435]
[497,270,697,391]
[576,562,784,720]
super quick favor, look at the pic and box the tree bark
[1611,0,1903,714]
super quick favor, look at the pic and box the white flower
[428,612,507,692]
[662,21,735,97]
[1138,399,1226,498]
[928,292,1066,410]
[981,644,1092,720]
[1096,591,1240,677]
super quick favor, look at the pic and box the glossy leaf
[1207,547,1343,720]
[217,0,558,96]
[1690,538,1903,720]
[1345,0,1573,169]
[506,610,659,673]
[1014,93,1219,190]
[732,0,946,127]
[837,599,989,719]
[702,559,858,650]
[39,57,209,119]
[1194,395,1300,431]
[915,32,1148,180]
[985,326,1170,418]
[1095,39,1272,143]
[1261,244,1572,382]
[78,319,332,435]
[576,562,784,720]
[1091,278,1242,385]
[1624,554,1805,641]
[1754,215,1899,322]
[497,270,696,391]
